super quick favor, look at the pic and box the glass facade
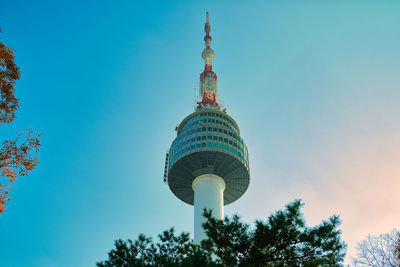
[178,111,240,135]
[169,111,249,170]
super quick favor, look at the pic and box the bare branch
[353,229,400,267]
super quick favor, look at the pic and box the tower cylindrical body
[192,174,225,243]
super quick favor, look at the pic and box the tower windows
[170,112,248,170]
[177,112,239,135]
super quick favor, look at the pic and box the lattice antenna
[197,12,221,108]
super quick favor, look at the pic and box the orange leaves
[0,131,41,178]
[0,29,41,214]
[0,28,20,124]
[0,183,11,214]
[1,162,17,182]
[0,131,41,213]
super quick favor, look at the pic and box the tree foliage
[0,28,41,214]
[353,229,400,267]
[201,200,346,266]
[97,200,346,266]
[0,29,20,124]
[97,228,221,267]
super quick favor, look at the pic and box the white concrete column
[192,174,225,244]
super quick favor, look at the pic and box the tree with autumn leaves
[0,28,40,214]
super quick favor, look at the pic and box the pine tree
[97,200,346,266]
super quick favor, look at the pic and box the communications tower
[164,13,250,243]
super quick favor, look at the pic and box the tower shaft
[193,174,225,243]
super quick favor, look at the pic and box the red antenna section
[197,12,221,108]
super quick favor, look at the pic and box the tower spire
[204,11,211,48]
[198,12,220,108]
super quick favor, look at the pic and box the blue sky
[1,1,400,266]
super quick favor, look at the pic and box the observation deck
[167,107,250,205]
